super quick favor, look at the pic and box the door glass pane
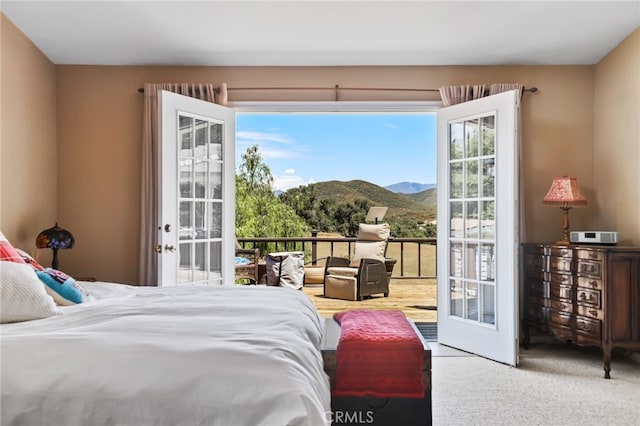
[450,242,463,277]
[194,160,207,199]
[209,162,222,199]
[480,243,495,281]
[464,201,478,238]
[179,201,193,240]
[194,201,206,239]
[194,119,207,158]
[465,119,479,158]
[179,115,193,156]
[450,279,463,317]
[481,115,495,156]
[481,159,495,197]
[480,201,495,240]
[179,243,192,283]
[210,202,222,238]
[480,283,495,325]
[209,241,222,279]
[179,159,193,198]
[450,122,464,160]
[465,282,479,321]
[465,160,479,198]
[450,162,463,199]
[450,201,463,238]
[194,241,207,281]
[209,123,222,160]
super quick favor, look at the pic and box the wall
[593,28,640,245]
[0,14,57,265]
[55,65,596,283]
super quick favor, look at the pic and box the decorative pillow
[36,268,88,306]
[349,223,390,267]
[15,248,45,271]
[0,231,27,264]
[0,261,60,323]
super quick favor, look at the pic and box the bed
[1,279,331,426]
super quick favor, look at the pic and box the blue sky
[235,113,437,192]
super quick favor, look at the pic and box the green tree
[235,145,310,254]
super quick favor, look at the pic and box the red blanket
[332,309,425,398]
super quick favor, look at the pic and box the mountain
[385,181,436,194]
[296,179,436,221]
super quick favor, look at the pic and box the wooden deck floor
[302,279,438,322]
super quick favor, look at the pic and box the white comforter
[1,283,330,426]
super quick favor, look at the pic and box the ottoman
[321,317,432,426]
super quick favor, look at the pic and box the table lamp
[36,223,75,269]
[543,175,587,245]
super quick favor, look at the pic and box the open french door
[158,91,235,286]
[436,90,520,366]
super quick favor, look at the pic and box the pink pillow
[0,231,26,264]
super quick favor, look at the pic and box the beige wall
[0,14,57,266]
[2,13,637,284]
[593,28,640,246]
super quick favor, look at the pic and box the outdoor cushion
[326,266,358,278]
[350,240,387,267]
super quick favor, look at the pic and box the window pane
[480,201,495,240]
[482,158,495,198]
[465,282,479,321]
[209,241,222,277]
[480,283,495,325]
[194,119,207,158]
[465,242,479,280]
[179,115,193,155]
[209,162,222,199]
[210,202,222,238]
[465,160,479,198]
[450,242,463,278]
[194,160,207,199]
[464,201,479,238]
[195,201,206,239]
[194,242,207,281]
[480,243,495,281]
[179,159,193,198]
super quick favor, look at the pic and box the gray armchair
[324,223,395,301]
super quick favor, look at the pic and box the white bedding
[1,283,330,426]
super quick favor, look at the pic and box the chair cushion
[357,223,390,241]
[350,240,387,267]
[327,266,358,278]
[325,275,358,301]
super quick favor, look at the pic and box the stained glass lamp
[543,175,587,245]
[36,223,75,269]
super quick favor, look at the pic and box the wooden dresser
[521,243,640,378]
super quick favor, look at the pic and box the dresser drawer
[550,284,572,301]
[549,272,572,286]
[576,276,602,291]
[576,249,603,262]
[549,298,572,314]
[549,247,573,258]
[577,305,602,320]
[575,315,602,339]
[549,310,571,328]
[549,257,572,273]
[577,260,602,278]
[576,288,601,308]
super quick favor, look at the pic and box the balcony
[237,232,437,322]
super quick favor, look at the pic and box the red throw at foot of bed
[332,309,425,399]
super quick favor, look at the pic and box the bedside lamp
[543,175,587,245]
[36,223,75,269]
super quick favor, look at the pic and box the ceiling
[2,1,639,67]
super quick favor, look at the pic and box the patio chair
[235,239,259,284]
[324,223,395,301]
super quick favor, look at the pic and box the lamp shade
[543,175,587,206]
[36,223,75,250]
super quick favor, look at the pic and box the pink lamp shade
[543,175,587,206]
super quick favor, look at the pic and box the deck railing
[238,231,437,280]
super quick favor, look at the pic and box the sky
[235,113,437,192]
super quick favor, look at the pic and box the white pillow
[0,261,61,323]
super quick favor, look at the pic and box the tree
[235,145,309,253]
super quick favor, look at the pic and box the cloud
[236,131,293,145]
[273,173,314,192]
[284,168,295,174]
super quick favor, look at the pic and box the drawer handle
[581,265,598,274]
[588,309,598,317]
[577,321,596,333]
[589,252,598,259]
[589,280,598,288]
[579,292,596,303]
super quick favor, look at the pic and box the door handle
[164,245,176,253]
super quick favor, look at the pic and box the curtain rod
[137,84,538,99]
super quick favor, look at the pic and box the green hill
[305,180,436,222]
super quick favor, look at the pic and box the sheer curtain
[138,83,225,286]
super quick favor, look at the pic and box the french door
[436,90,520,366]
[158,91,235,286]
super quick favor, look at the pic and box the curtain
[438,85,486,106]
[139,83,223,286]
[490,83,524,97]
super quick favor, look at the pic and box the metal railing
[238,231,437,280]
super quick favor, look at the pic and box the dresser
[521,243,640,378]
